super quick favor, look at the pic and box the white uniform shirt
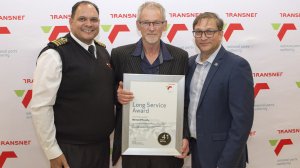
[30,33,95,159]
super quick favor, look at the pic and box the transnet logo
[166,84,175,92]
[272,23,297,41]
[15,90,32,108]
[0,151,17,167]
[166,24,188,42]
[254,83,270,98]
[0,27,10,34]
[296,82,300,88]
[269,139,293,156]
[223,23,244,41]
[41,26,69,41]
[101,25,130,43]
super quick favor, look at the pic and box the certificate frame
[122,73,185,156]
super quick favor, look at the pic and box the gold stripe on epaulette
[52,40,59,46]
[95,40,106,48]
[51,37,68,46]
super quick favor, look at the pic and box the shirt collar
[70,32,95,51]
[195,44,222,65]
[132,39,173,61]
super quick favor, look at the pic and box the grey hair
[137,1,166,21]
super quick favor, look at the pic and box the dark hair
[71,1,99,18]
[193,12,223,31]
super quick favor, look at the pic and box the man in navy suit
[186,12,254,168]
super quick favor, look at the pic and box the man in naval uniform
[31,1,115,168]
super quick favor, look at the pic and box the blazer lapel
[197,46,226,107]
[159,60,173,74]
[186,55,198,88]
[125,43,143,74]
[128,55,143,73]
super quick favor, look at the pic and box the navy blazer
[111,41,189,165]
[185,46,254,168]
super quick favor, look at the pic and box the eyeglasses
[138,21,165,28]
[192,30,219,38]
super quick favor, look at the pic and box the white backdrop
[1,0,300,167]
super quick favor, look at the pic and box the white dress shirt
[30,33,95,159]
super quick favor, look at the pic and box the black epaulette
[94,40,106,48]
[48,37,68,48]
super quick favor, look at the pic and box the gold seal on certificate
[121,73,184,156]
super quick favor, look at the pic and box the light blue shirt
[188,45,221,138]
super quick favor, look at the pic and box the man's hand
[117,81,134,104]
[50,154,70,168]
[176,138,189,159]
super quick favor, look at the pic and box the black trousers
[122,155,184,168]
[59,141,110,168]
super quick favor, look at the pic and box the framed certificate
[122,73,185,156]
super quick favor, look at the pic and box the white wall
[0,0,299,167]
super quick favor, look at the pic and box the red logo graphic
[167,24,188,42]
[15,90,32,108]
[254,83,269,98]
[167,85,173,90]
[0,151,17,167]
[48,26,69,41]
[108,25,130,43]
[0,27,10,34]
[166,84,175,92]
[277,23,296,41]
[224,23,244,41]
[269,139,293,156]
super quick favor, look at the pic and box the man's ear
[69,18,73,25]
[163,21,167,31]
[219,30,224,38]
[136,20,141,31]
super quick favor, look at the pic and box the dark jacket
[110,40,189,165]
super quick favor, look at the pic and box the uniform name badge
[122,73,184,156]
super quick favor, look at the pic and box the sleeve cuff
[44,144,63,160]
